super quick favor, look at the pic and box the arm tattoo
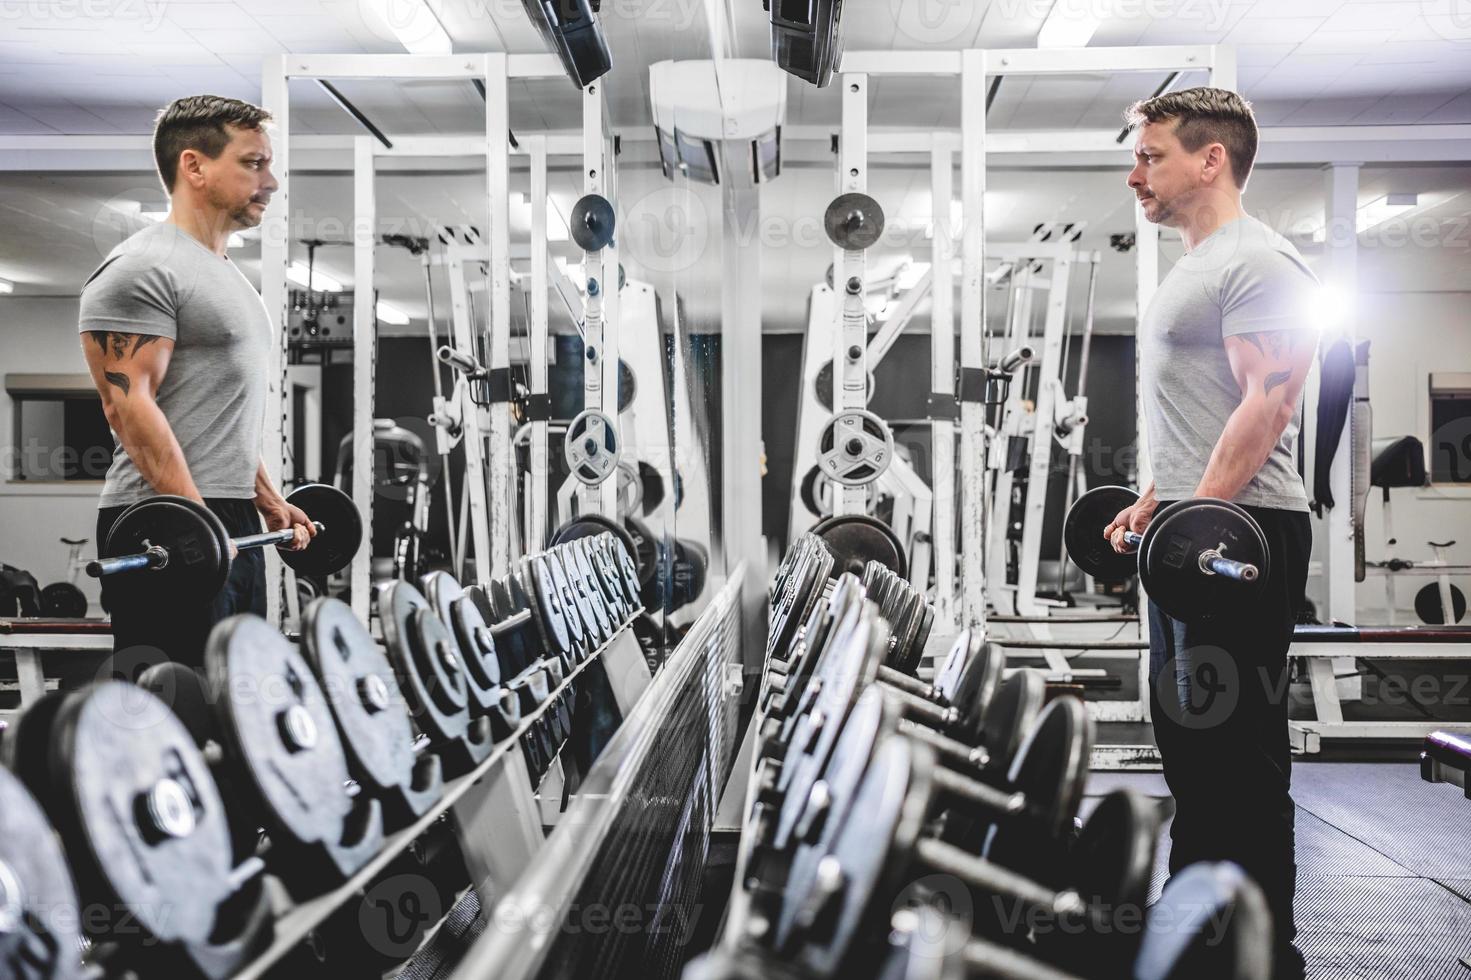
[1263,369,1292,397]
[103,370,131,396]
[87,331,160,361]
[1242,333,1266,356]
[1240,331,1301,361]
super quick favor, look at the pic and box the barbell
[1063,485,1269,623]
[87,484,363,607]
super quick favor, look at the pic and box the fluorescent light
[360,0,452,55]
[139,209,168,222]
[1311,193,1420,243]
[1037,1,1101,47]
[376,301,410,325]
[287,261,343,292]
[0,278,13,294]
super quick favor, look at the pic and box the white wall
[0,296,106,608]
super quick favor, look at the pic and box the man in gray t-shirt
[79,95,313,666]
[1107,89,1318,980]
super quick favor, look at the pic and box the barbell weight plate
[446,593,504,691]
[206,615,382,883]
[549,514,635,575]
[537,552,588,659]
[300,597,437,817]
[816,410,894,488]
[564,410,621,486]
[280,483,364,579]
[1062,485,1140,584]
[813,359,875,412]
[770,686,901,949]
[812,514,908,581]
[564,544,612,643]
[422,572,501,714]
[103,495,229,607]
[0,767,84,979]
[39,581,87,618]
[982,697,1093,873]
[584,537,629,622]
[1415,582,1467,625]
[408,606,472,719]
[783,737,935,976]
[823,192,886,251]
[570,193,616,252]
[48,682,235,946]
[1052,789,1162,976]
[622,515,659,590]
[1141,498,1269,623]
[378,581,470,746]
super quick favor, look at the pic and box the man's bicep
[1224,331,1316,400]
[82,329,174,400]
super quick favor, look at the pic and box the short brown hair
[1125,87,1258,189]
[153,95,272,192]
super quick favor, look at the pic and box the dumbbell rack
[229,618,650,980]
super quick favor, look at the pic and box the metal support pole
[1324,162,1361,624]
[350,137,376,620]
[484,53,512,578]
[260,55,290,626]
[528,136,550,550]
[959,50,988,631]
[834,72,870,519]
[930,141,956,626]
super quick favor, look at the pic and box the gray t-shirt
[1139,215,1317,512]
[79,221,272,507]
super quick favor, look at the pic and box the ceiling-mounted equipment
[765,0,844,87]
[519,0,611,89]
[649,59,787,188]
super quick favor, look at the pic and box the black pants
[1147,503,1310,977]
[98,497,266,671]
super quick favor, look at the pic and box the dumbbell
[6,682,275,976]
[773,735,1145,979]
[298,596,447,827]
[1063,486,1269,623]
[86,484,362,607]
[378,581,499,778]
[422,571,526,740]
[871,860,1272,980]
[0,765,85,978]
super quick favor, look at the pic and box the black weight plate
[205,615,358,856]
[104,495,229,607]
[773,682,895,859]
[1063,485,1140,584]
[39,581,87,618]
[812,514,908,581]
[379,583,468,750]
[448,594,504,691]
[1133,863,1273,980]
[301,597,421,799]
[944,637,1005,742]
[524,555,576,659]
[422,572,498,713]
[770,574,866,730]
[984,696,1093,869]
[570,193,616,251]
[1142,498,1269,623]
[884,591,923,671]
[2,689,70,804]
[769,548,833,665]
[977,668,1045,768]
[912,605,935,668]
[541,551,588,656]
[549,514,637,579]
[623,515,659,590]
[563,543,611,643]
[51,682,234,946]
[785,737,934,976]
[0,767,84,978]
[930,629,978,705]
[824,192,885,250]
[408,606,471,718]
[776,603,888,800]
[584,537,628,622]
[280,483,363,577]
[1416,582,1468,625]
[1066,789,1160,962]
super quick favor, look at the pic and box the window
[1430,372,1471,485]
[7,375,115,482]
